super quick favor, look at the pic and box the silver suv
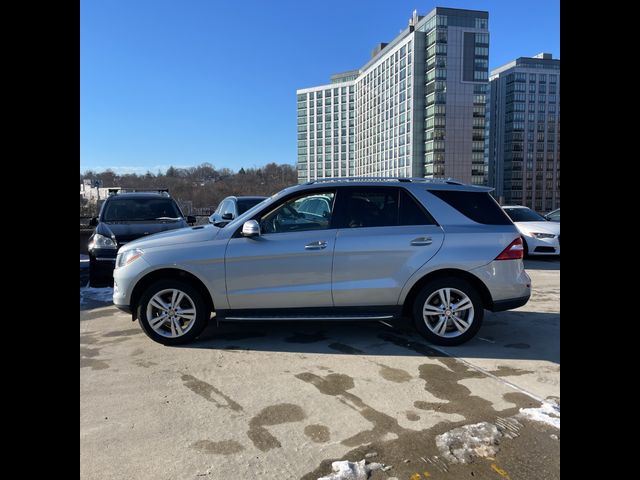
[113,178,531,346]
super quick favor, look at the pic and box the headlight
[531,232,555,239]
[89,233,117,250]
[116,248,144,268]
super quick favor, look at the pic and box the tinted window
[261,191,335,234]
[103,198,181,222]
[503,207,546,222]
[237,198,264,215]
[399,189,437,225]
[342,188,398,228]
[430,190,512,225]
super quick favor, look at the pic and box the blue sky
[80,0,559,174]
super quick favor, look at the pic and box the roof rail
[108,188,170,195]
[303,177,465,185]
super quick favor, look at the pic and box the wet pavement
[80,258,559,480]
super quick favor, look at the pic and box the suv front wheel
[137,279,210,345]
[412,277,484,346]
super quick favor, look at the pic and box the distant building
[80,180,120,203]
[486,53,560,212]
[296,7,490,184]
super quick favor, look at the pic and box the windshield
[237,198,266,215]
[503,207,546,222]
[103,198,182,222]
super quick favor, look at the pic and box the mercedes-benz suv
[113,178,531,346]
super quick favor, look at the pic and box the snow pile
[435,422,502,463]
[317,460,384,480]
[519,401,560,429]
[80,286,113,304]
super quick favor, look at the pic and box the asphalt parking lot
[80,258,559,480]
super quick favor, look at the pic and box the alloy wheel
[145,288,197,338]
[422,287,475,338]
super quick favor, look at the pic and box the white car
[502,206,560,256]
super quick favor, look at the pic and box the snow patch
[317,460,384,480]
[80,286,113,305]
[435,422,502,464]
[519,401,560,429]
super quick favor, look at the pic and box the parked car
[502,205,560,256]
[113,178,531,347]
[544,208,560,222]
[88,190,195,287]
[209,196,267,227]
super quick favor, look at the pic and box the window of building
[475,33,489,44]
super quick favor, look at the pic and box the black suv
[87,190,195,287]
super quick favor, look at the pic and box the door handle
[305,241,328,250]
[411,237,432,246]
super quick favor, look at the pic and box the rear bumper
[490,294,530,312]
[470,259,531,307]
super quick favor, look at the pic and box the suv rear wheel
[412,277,484,346]
[137,279,210,345]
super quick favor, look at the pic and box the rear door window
[336,187,438,228]
[337,188,398,228]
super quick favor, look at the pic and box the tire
[522,237,529,258]
[412,276,484,346]
[137,279,210,345]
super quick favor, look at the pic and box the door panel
[225,230,338,309]
[332,225,444,306]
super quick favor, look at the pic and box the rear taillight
[495,237,524,260]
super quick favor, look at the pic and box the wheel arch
[401,268,493,317]
[130,268,214,320]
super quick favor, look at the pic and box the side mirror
[241,220,260,237]
[89,217,98,227]
[221,212,234,220]
[187,215,197,225]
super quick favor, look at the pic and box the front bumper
[88,248,118,286]
[526,235,560,255]
[114,303,132,314]
[112,255,152,310]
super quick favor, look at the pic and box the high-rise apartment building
[296,7,489,184]
[486,53,560,212]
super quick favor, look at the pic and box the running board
[215,306,401,322]
[222,315,395,321]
